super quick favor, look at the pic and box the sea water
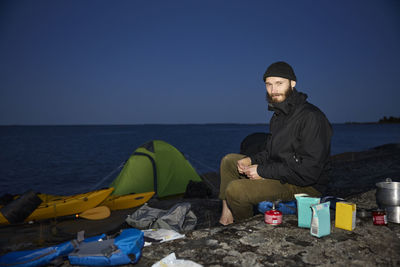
[0,123,399,195]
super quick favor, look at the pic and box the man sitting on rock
[219,61,332,225]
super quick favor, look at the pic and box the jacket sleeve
[256,111,332,187]
[250,150,268,165]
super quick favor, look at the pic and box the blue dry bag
[68,228,144,266]
[0,234,105,267]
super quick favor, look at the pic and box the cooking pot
[376,178,400,206]
[376,178,400,223]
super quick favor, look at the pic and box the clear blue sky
[1,0,399,124]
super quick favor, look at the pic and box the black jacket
[250,89,332,193]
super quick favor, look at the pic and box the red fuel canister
[264,203,282,226]
[372,209,388,226]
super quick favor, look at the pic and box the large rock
[327,143,400,197]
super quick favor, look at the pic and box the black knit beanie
[262,61,297,82]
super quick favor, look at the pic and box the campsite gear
[36,191,154,212]
[295,193,320,228]
[310,202,331,238]
[258,200,297,215]
[376,178,400,206]
[0,213,7,225]
[100,191,155,211]
[27,187,113,222]
[335,202,356,231]
[0,233,105,267]
[264,202,282,226]
[4,188,113,225]
[126,202,197,232]
[76,206,111,220]
[142,229,185,245]
[68,228,144,266]
[376,178,400,223]
[110,140,202,198]
[0,190,42,224]
[372,209,388,226]
[0,188,114,224]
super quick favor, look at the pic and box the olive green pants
[219,153,321,221]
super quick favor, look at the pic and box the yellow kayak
[0,213,7,225]
[37,191,154,211]
[0,188,114,224]
[100,191,155,210]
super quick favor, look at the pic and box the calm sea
[0,124,399,196]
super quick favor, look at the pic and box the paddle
[75,206,111,220]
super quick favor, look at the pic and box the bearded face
[265,77,295,103]
[266,84,293,103]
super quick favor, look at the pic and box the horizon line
[0,121,385,127]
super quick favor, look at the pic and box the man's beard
[266,84,293,103]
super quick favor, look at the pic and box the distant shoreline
[345,121,399,125]
[346,116,400,124]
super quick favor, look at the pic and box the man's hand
[244,165,263,180]
[237,157,251,174]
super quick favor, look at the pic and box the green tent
[110,140,202,198]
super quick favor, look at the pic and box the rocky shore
[1,143,400,266]
[135,190,400,267]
